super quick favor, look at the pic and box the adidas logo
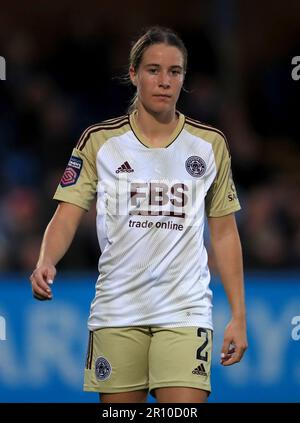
[116,161,134,174]
[192,363,207,377]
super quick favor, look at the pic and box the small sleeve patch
[60,156,83,187]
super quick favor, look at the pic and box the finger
[220,339,233,363]
[33,290,52,301]
[44,267,56,285]
[220,342,236,363]
[34,282,52,298]
[233,346,246,361]
[221,355,239,366]
[33,292,49,301]
[221,353,234,363]
[31,273,53,295]
[221,354,232,364]
[38,280,52,294]
[32,283,52,300]
[221,347,244,366]
[221,339,230,360]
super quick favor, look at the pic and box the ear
[129,66,137,86]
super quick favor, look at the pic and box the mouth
[153,94,172,100]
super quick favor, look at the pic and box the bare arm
[30,202,86,300]
[208,213,248,366]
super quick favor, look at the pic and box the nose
[158,71,171,88]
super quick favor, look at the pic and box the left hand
[220,318,248,366]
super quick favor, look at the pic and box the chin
[147,104,174,115]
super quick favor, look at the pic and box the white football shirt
[54,112,241,330]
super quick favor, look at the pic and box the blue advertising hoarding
[0,273,299,402]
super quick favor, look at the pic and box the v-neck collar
[129,110,185,149]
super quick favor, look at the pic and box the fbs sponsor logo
[116,161,134,174]
[192,363,207,377]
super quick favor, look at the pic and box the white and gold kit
[54,111,240,331]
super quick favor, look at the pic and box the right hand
[29,263,57,301]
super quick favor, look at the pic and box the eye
[171,69,182,76]
[148,68,159,74]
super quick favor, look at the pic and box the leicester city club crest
[95,356,112,381]
[185,156,206,177]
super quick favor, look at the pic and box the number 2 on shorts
[196,328,208,362]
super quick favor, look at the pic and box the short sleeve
[205,138,241,217]
[53,144,97,211]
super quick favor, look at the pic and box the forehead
[141,43,184,67]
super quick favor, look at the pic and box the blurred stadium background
[0,0,300,403]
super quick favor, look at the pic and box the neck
[134,104,178,140]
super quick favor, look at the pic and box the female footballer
[30,26,247,403]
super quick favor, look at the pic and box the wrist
[230,301,246,318]
[36,258,55,268]
[231,311,246,321]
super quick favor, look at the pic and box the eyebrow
[145,64,183,70]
